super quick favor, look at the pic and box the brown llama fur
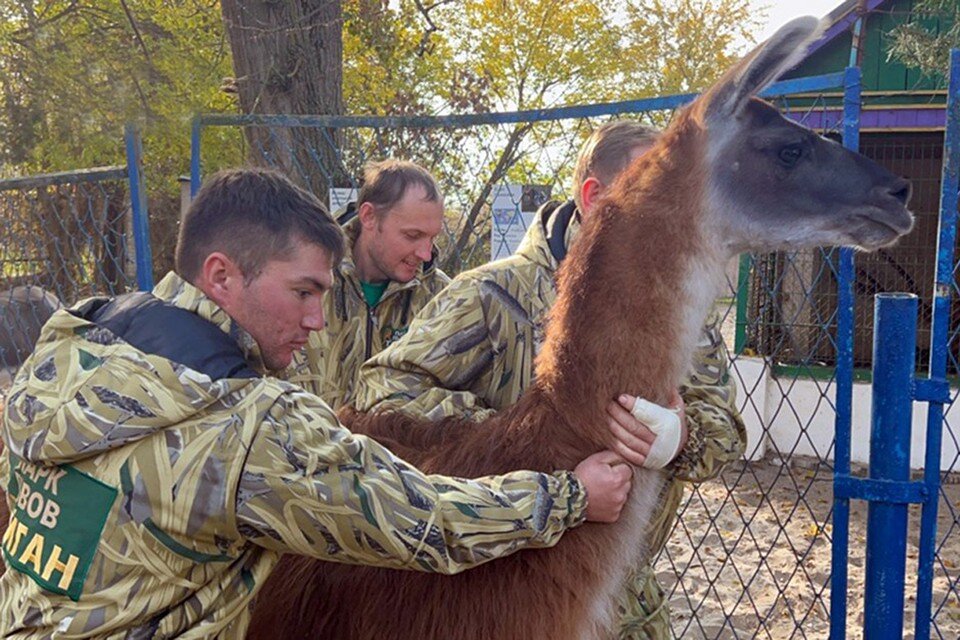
[246,112,711,639]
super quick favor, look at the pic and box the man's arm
[671,309,746,481]
[353,277,498,421]
[236,388,627,574]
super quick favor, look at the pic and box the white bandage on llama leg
[629,397,684,469]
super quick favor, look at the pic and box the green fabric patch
[78,349,104,371]
[360,280,389,308]
[3,455,117,601]
[452,502,480,518]
[353,475,378,526]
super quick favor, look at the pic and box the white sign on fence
[328,188,358,214]
[490,184,551,261]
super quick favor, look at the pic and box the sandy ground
[657,456,960,639]
[689,297,960,638]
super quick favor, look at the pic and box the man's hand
[573,450,633,523]
[605,391,688,468]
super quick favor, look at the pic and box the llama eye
[778,145,803,167]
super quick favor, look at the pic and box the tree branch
[442,122,533,272]
[412,0,457,56]
[11,0,80,38]
[119,0,157,75]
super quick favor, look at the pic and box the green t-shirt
[360,280,389,308]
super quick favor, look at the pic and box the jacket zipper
[365,306,374,361]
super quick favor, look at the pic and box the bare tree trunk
[221,0,348,195]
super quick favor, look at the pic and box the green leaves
[0,1,235,172]
[887,0,959,83]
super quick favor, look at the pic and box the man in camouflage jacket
[355,121,747,639]
[285,160,450,410]
[0,168,641,638]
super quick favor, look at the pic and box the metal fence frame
[0,125,152,379]
[0,125,152,293]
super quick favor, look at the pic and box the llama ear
[702,16,824,121]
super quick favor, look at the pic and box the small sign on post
[328,188,358,215]
[490,184,551,261]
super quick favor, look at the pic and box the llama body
[251,398,670,639]
[255,17,917,639]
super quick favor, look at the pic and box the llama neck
[534,124,727,448]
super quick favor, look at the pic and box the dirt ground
[657,456,960,639]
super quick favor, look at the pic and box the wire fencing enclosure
[192,71,959,638]
[0,129,151,392]
[922,50,960,640]
[192,103,687,276]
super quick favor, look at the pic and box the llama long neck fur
[534,113,727,447]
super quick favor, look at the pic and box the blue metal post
[190,115,202,197]
[124,123,153,291]
[914,48,960,640]
[863,293,918,639]
[831,64,861,640]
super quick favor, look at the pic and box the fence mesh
[0,167,138,389]
[191,80,960,637]
[199,114,623,275]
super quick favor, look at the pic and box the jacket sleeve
[0,449,9,507]
[236,388,586,574]
[352,277,498,421]
[670,309,746,482]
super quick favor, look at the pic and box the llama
[247,16,913,639]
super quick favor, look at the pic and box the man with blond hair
[354,121,746,639]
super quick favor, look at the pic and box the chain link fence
[189,73,960,637]
[730,130,959,638]
[0,162,147,392]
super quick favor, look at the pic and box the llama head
[693,16,914,256]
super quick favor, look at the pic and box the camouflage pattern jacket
[0,272,586,639]
[355,200,747,638]
[285,212,450,410]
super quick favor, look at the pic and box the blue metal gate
[830,49,960,640]
[0,125,152,380]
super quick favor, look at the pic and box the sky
[755,0,850,41]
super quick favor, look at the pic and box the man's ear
[357,202,379,230]
[580,177,604,216]
[200,251,243,307]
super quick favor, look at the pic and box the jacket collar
[515,199,582,273]
[152,271,268,374]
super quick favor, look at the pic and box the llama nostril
[888,179,912,206]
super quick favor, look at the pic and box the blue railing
[830,64,862,640]
[189,71,847,196]
[916,47,960,640]
[831,50,960,640]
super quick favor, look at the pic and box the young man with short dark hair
[0,167,646,637]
